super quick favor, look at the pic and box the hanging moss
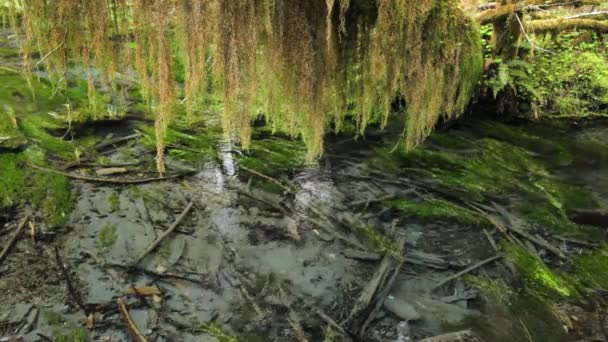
[11,0,483,171]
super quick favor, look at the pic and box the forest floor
[1,28,608,342]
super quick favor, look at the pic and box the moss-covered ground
[373,116,608,341]
[0,63,93,226]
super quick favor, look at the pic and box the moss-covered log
[527,18,608,33]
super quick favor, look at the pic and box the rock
[384,295,421,321]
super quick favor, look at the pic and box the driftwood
[347,234,407,336]
[29,163,191,185]
[359,236,408,335]
[130,200,195,266]
[95,167,130,176]
[0,216,29,265]
[126,285,162,297]
[117,298,148,342]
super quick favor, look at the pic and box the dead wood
[0,215,29,265]
[239,165,295,193]
[117,298,148,342]
[347,234,407,334]
[29,163,192,185]
[358,235,408,335]
[95,133,142,151]
[95,167,130,176]
[126,285,162,297]
[432,255,502,291]
[130,200,195,266]
[54,246,89,315]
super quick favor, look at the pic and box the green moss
[0,152,25,208]
[52,327,87,342]
[465,275,513,304]
[572,245,608,290]
[139,124,221,164]
[200,322,239,342]
[237,135,307,176]
[29,170,72,227]
[108,191,120,212]
[97,224,118,252]
[389,198,485,226]
[505,243,576,298]
[356,224,402,259]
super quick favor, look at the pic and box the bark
[475,0,599,25]
[526,18,608,33]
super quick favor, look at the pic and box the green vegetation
[108,191,121,212]
[200,322,239,342]
[389,198,485,227]
[97,223,118,252]
[377,120,605,240]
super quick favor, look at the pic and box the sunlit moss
[572,245,608,290]
[505,243,576,298]
[389,198,485,226]
[29,170,72,227]
[200,322,239,342]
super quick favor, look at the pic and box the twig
[0,216,29,265]
[483,229,498,252]
[316,310,349,337]
[54,246,89,315]
[432,255,501,291]
[95,133,142,151]
[28,163,191,185]
[130,200,195,266]
[239,165,295,193]
[117,298,148,342]
[36,41,64,66]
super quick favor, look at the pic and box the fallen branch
[358,235,408,335]
[0,215,29,264]
[28,163,191,185]
[527,18,608,33]
[95,133,142,151]
[117,298,148,342]
[347,234,406,331]
[239,165,295,193]
[130,200,195,266]
[432,255,502,291]
[54,246,89,315]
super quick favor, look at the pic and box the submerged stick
[117,298,148,342]
[432,255,502,291]
[28,163,191,185]
[0,215,30,264]
[130,200,195,266]
[54,246,89,315]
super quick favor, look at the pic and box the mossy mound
[389,198,485,227]
[376,120,606,240]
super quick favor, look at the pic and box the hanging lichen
[10,0,483,170]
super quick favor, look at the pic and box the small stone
[384,295,421,321]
